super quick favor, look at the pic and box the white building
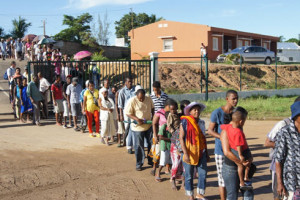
[277,42,300,62]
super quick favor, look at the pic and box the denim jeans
[132,128,153,168]
[124,115,135,150]
[222,163,254,200]
[183,152,207,196]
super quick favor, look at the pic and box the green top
[158,124,172,151]
[27,81,43,102]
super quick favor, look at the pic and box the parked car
[216,46,275,65]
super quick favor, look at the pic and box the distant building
[277,42,300,62]
[129,20,279,61]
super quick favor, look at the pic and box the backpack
[3,71,8,80]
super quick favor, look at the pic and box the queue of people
[5,60,300,200]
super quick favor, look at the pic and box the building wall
[129,21,211,60]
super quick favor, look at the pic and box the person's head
[0,39,3,42]
[16,78,21,86]
[15,67,21,75]
[47,47,51,52]
[11,61,16,68]
[111,86,117,94]
[184,102,206,119]
[38,44,41,49]
[24,66,28,72]
[180,100,191,114]
[163,98,177,112]
[66,75,72,84]
[26,38,30,43]
[125,77,133,89]
[231,106,248,128]
[136,89,146,102]
[32,75,38,83]
[169,100,178,115]
[152,81,161,95]
[22,78,27,86]
[101,89,108,99]
[226,90,238,108]
[37,72,43,79]
[103,79,109,89]
[88,80,95,90]
[55,75,61,83]
[72,77,78,86]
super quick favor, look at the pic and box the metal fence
[27,60,152,92]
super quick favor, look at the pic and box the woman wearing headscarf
[99,87,116,145]
[179,102,209,200]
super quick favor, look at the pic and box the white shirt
[35,47,41,55]
[39,77,50,93]
[7,66,16,82]
[201,47,206,56]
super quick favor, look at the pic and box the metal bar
[275,55,278,89]
[129,60,132,78]
[149,61,151,93]
[157,57,202,59]
[27,62,31,82]
[200,56,203,93]
[240,54,242,91]
[205,57,208,101]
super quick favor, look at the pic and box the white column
[149,52,159,92]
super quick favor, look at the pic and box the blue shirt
[80,88,87,103]
[210,107,229,156]
[117,85,136,109]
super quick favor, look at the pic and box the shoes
[136,167,142,171]
[95,133,100,138]
[67,124,73,128]
[74,127,80,132]
[128,149,133,154]
[63,124,67,129]
[89,134,95,138]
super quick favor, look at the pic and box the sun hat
[135,85,143,93]
[184,102,206,116]
[291,101,300,120]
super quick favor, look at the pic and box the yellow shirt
[125,96,154,132]
[84,89,99,112]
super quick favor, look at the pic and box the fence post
[275,55,278,89]
[205,57,208,101]
[240,54,242,91]
[27,62,31,82]
[128,60,132,78]
[149,52,159,93]
[200,56,203,93]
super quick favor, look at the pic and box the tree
[11,16,31,38]
[92,12,111,46]
[285,38,300,45]
[115,12,163,45]
[279,35,285,42]
[0,27,5,38]
[54,13,93,42]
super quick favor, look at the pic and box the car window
[261,47,267,52]
[245,47,255,53]
[254,47,262,52]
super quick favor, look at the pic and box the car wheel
[265,58,271,65]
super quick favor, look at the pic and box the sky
[1,0,299,45]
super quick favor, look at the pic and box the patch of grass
[201,95,297,120]
[164,88,200,94]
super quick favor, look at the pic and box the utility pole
[130,8,134,39]
[43,20,46,35]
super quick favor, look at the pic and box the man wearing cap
[38,72,51,119]
[66,77,82,131]
[118,77,136,154]
[274,101,300,200]
[27,75,43,126]
[125,88,154,171]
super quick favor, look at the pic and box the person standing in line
[66,77,82,132]
[15,39,23,60]
[150,81,168,113]
[207,90,238,200]
[125,88,154,171]
[0,38,7,60]
[201,43,207,58]
[38,72,50,119]
[51,75,64,126]
[13,78,22,120]
[115,84,125,147]
[27,75,43,126]
[118,77,136,154]
[179,102,209,200]
[83,80,100,138]
[7,61,16,104]
[99,87,116,145]
[274,101,300,200]
[80,80,89,133]
[62,75,72,128]
[20,78,33,123]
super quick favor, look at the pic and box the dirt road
[0,60,277,199]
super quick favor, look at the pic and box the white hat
[135,85,143,93]
[184,102,206,116]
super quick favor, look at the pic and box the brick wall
[53,41,130,59]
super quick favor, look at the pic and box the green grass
[201,95,297,120]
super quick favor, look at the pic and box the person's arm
[179,124,190,164]
[52,87,56,106]
[125,100,143,124]
[118,91,124,121]
[264,137,275,148]
[236,146,245,162]
[220,130,243,166]
[208,122,221,139]
[82,96,87,114]
[276,162,287,198]
[99,100,109,111]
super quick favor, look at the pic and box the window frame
[213,37,219,51]
[163,39,174,52]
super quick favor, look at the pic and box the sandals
[150,170,155,176]
[155,176,162,182]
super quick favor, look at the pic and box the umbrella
[38,37,56,45]
[22,34,36,42]
[33,35,49,42]
[74,51,92,60]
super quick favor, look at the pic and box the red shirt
[51,83,63,100]
[221,124,248,151]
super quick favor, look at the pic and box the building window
[163,39,173,52]
[289,57,293,61]
[213,37,219,51]
[238,40,243,47]
[263,43,268,49]
[245,41,249,46]
[278,49,283,53]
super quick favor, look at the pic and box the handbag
[89,90,99,107]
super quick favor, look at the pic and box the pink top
[155,109,167,128]
[25,43,31,49]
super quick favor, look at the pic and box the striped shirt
[150,91,168,113]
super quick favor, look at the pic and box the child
[99,87,116,145]
[221,106,253,190]
[20,78,33,123]
[14,78,22,120]
[155,105,176,182]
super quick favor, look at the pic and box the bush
[92,50,109,61]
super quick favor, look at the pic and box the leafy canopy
[11,16,31,38]
[115,12,163,45]
[54,13,93,42]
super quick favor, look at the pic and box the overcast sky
[1,0,299,45]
